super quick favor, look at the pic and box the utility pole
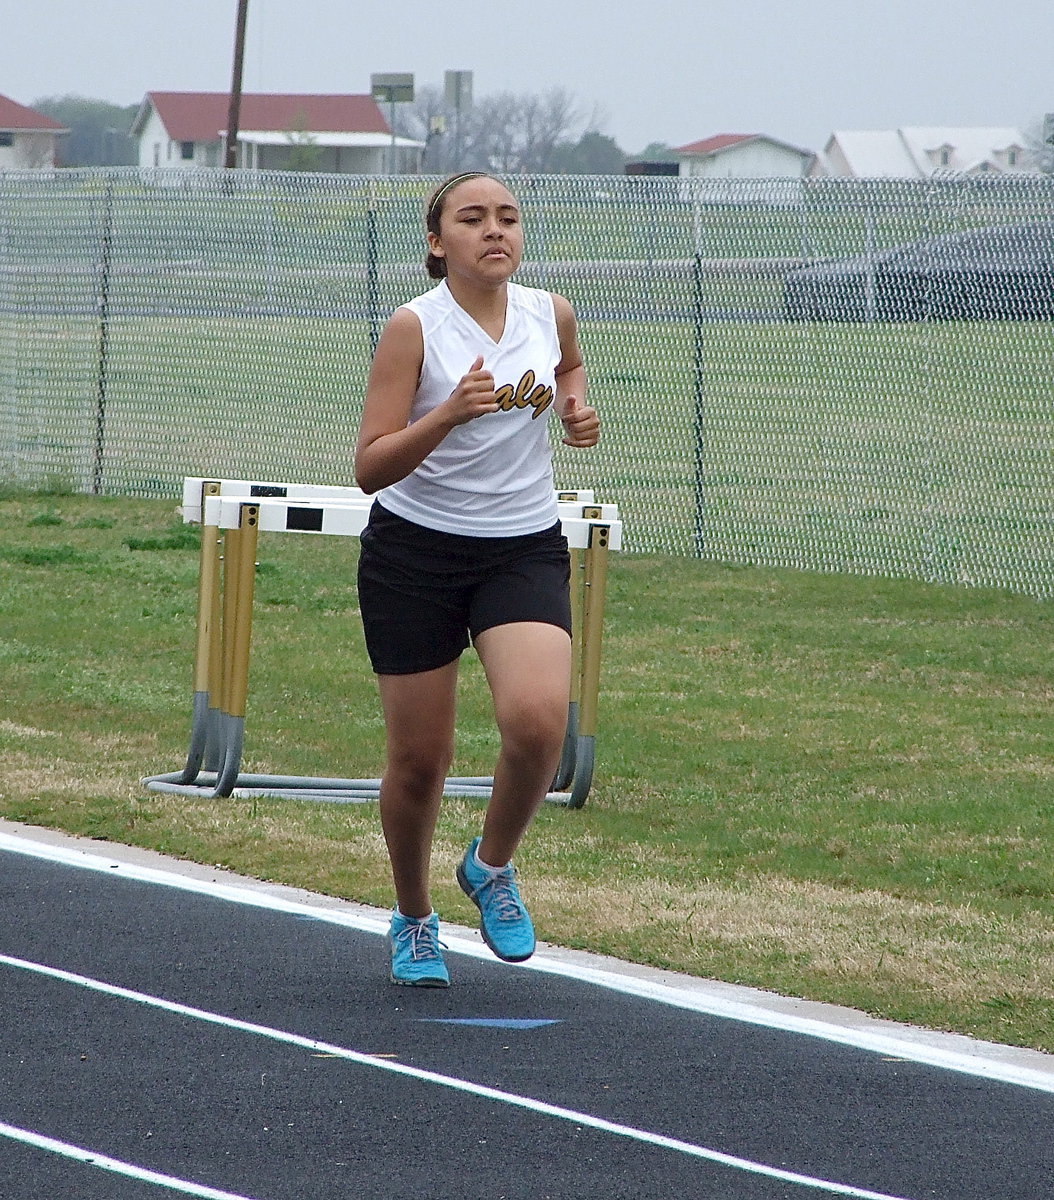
[224,0,249,168]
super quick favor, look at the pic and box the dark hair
[424,172,494,279]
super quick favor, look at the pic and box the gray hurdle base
[142,478,620,809]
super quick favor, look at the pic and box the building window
[0,132,13,147]
[181,141,194,160]
[939,147,950,167]
[1007,148,1018,166]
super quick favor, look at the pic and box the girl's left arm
[552,292,599,448]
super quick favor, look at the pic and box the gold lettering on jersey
[493,370,554,419]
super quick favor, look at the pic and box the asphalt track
[1,821,1053,1200]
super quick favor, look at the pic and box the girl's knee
[497,703,566,764]
[386,739,454,794]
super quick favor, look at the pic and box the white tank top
[378,280,561,537]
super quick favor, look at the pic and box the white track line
[1,952,914,1200]
[3,826,1054,1097]
[0,1119,262,1200]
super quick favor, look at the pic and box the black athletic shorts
[357,501,572,676]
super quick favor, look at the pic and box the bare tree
[395,85,452,172]
[474,91,522,173]
[397,85,588,174]
[520,89,583,172]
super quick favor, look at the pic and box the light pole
[370,73,414,174]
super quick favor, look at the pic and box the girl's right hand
[445,355,499,425]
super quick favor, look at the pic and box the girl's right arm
[354,309,498,495]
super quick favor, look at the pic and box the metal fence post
[91,173,114,495]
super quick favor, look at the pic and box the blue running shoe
[388,910,450,987]
[456,838,536,963]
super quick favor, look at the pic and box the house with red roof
[131,92,424,173]
[675,133,815,180]
[0,95,68,169]
[673,133,815,205]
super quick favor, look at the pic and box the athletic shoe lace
[395,920,445,962]
[479,869,526,922]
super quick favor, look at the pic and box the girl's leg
[473,621,572,867]
[377,661,460,917]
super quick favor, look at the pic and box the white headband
[427,173,489,221]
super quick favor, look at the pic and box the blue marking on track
[417,1018,562,1029]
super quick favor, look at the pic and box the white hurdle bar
[178,475,608,522]
[143,477,620,808]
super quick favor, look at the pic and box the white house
[814,127,1038,178]
[676,133,814,178]
[674,133,814,204]
[131,92,424,173]
[0,95,67,169]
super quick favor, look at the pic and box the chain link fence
[2,167,1053,593]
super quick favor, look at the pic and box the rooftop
[133,92,390,142]
[0,95,67,133]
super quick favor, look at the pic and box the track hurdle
[143,478,621,808]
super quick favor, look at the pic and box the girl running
[355,172,600,986]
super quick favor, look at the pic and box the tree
[32,94,138,166]
[633,141,678,162]
[395,85,464,173]
[550,131,627,174]
[283,113,324,172]
[507,88,583,173]
[397,85,610,175]
[1022,116,1054,175]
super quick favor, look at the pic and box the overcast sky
[7,0,1053,154]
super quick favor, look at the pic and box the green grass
[2,493,1053,1053]
[10,311,1054,591]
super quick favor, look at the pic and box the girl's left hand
[560,395,600,447]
